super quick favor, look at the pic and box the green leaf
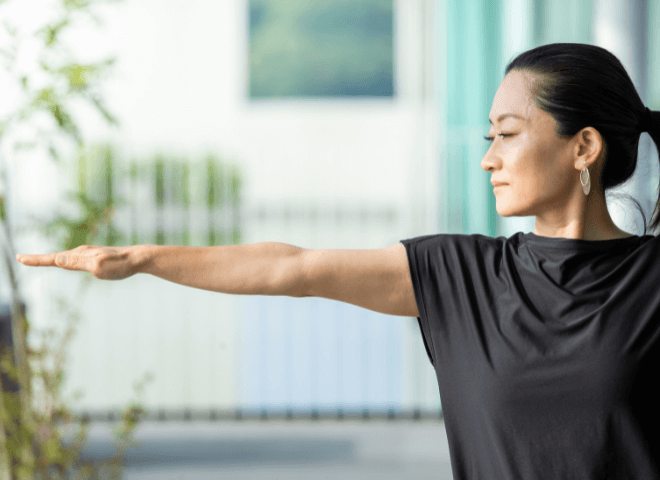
[30,88,81,141]
[32,87,56,108]
[39,59,54,73]
[59,63,96,91]
[41,436,62,465]
[51,103,80,141]
[89,95,119,126]
[0,194,5,221]
[63,0,92,11]
[35,18,69,47]
[49,144,61,164]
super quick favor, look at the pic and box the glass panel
[248,0,394,98]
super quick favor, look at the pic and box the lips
[491,182,507,187]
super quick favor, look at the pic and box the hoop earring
[580,160,591,196]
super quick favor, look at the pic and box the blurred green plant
[0,0,153,478]
[0,0,244,475]
[65,144,243,249]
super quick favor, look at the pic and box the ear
[574,126,605,170]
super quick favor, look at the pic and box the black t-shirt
[400,231,660,480]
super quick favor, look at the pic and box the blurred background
[0,0,658,478]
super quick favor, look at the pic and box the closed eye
[484,133,512,143]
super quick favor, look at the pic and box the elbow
[267,246,310,298]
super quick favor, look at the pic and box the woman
[17,43,660,479]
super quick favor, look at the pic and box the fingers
[16,253,66,268]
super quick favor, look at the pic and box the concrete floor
[63,419,454,479]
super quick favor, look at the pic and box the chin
[495,204,520,218]
[495,203,511,216]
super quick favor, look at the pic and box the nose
[481,151,497,173]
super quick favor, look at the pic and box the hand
[16,245,140,281]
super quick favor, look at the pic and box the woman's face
[480,70,594,220]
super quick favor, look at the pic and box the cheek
[512,151,549,189]
[504,169,541,201]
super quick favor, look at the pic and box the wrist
[132,244,155,274]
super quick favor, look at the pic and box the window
[249,0,394,98]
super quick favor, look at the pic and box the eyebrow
[489,113,526,124]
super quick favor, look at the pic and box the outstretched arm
[137,242,306,296]
[16,241,419,317]
[16,242,307,297]
[300,243,418,317]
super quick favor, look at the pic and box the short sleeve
[400,234,443,367]
[399,233,497,370]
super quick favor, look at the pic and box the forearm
[133,242,307,296]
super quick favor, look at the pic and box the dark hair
[504,42,660,235]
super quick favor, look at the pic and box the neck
[534,188,633,240]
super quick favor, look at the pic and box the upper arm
[298,243,419,318]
